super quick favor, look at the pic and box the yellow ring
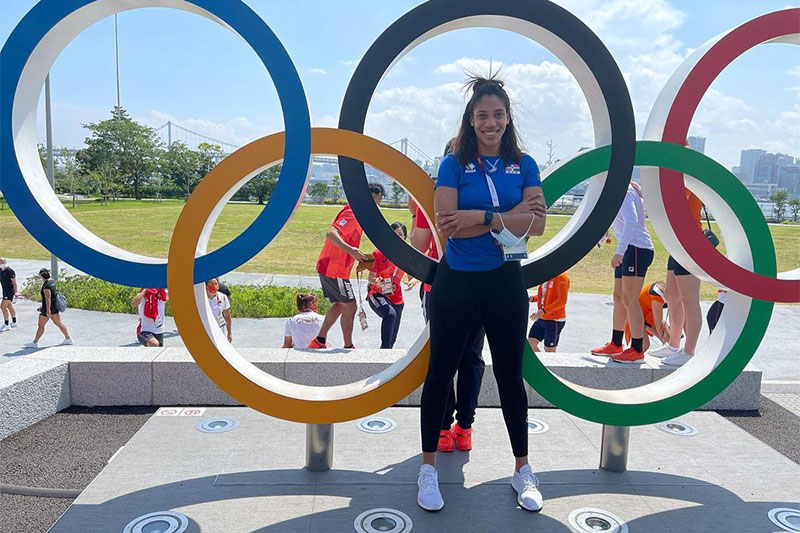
[167,128,433,423]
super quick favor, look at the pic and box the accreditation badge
[501,239,529,261]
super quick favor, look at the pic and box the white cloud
[339,59,356,67]
[367,57,594,162]
[313,114,338,128]
[308,67,327,75]
[788,65,800,78]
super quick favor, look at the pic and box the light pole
[45,74,59,281]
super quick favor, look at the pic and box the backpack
[55,291,67,313]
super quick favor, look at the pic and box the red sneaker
[437,429,454,452]
[612,347,644,364]
[452,424,473,451]
[308,338,327,349]
[591,342,624,357]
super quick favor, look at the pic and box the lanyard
[475,155,501,209]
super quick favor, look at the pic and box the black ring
[338,0,635,286]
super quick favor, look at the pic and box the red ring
[660,9,800,303]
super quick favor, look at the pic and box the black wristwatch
[483,210,493,226]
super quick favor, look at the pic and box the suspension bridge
[153,121,438,173]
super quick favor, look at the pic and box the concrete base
[51,407,800,532]
[0,358,70,439]
[0,347,762,438]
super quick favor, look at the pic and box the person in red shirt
[367,222,408,349]
[309,182,385,349]
[528,273,570,352]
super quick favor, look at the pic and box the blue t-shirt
[435,153,541,271]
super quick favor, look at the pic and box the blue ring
[0,0,311,287]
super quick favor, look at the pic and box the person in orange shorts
[310,183,385,349]
[624,281,669,353]
[528,272,570,352]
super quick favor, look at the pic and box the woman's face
[471,94,509,152]
[206,280,219,295]
[394,226,407,240]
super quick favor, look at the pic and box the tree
[196,142,224,180]
[54,148,93,208]
[330,174,343,203]
[161,142,202,199]
[80,106,162,199]
[248,166,279,204]
[88,161,119,205]
[310,182,328,203]
[769,189,789,222]
[391,181,404,206]
[789,197,800,222]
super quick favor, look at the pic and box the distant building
[777,164,800,198]
[687,136,706,154]
[738,149,767,183]
[746,182,778,201]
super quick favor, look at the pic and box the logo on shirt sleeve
[505,164,521,175]
[465,162,477,174]
[338,218,348,227]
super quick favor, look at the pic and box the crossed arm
[434,185,547,239]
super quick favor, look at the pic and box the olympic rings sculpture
[2,0,798,426]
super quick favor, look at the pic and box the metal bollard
[305,423,334,472]
[599,425,630,472]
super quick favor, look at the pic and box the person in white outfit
[591,183,655,363]
[282,293,324,349]
[206,278,232,342]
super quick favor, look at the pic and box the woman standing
[417,76,547,512]
[206,278,232,343]
[23,268,71,349]
[367,222,408,349]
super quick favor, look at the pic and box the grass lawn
[1,199,797,300]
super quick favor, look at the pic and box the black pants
[422,259,529,457]
[368,293,404,349]
[707,300,724,333]
[423,291,486,430]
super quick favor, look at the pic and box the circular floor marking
[195,417,239,434]
[354,508,412,533]
[122,511,188,533]
[655,420,698,436]
[527,419,550,434]
[356,417,398,434]
[769,508,800,533]
[568,508,628,533]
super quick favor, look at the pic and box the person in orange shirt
[624,281,669,353]
[528,273,570,352]
[368,222,408,349]
[309,182,385,349]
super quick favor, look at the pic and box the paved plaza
[2,258,799,532]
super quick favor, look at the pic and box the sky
[1,0,798,171]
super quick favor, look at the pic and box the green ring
[524,140,774,426]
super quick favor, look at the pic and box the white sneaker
[663,349,693,367]
[0,324,9,332]
[417,464,444,511]
[649,343,678,359]
[9,321,17,328]
[60,338,74,346]
[512,464,544,512]
[22,342,38,349]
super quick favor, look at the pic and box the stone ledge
[0,358,70,440]
[17,347,762,412]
